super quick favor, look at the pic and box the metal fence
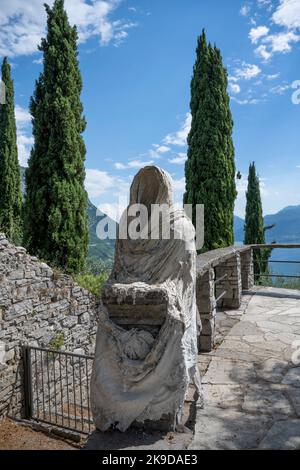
[22,345,94,434]
[252,245,300,285]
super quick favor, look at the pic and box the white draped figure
[91,166,201,432]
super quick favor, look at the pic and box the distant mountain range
[235,205,300,276]
[234,205,300,244]
[87,199,115,264]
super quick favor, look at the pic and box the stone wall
[196,268,216,352]
[215,253,242,310]
[241,249,254,291]
[0,234,99,418]
[197,248,254,352]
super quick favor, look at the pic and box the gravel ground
[0,418,77,450]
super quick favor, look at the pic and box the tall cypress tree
[184,31,236,252]
[244,162,271,280]
[0,57,23,244]
[24,0,88,273]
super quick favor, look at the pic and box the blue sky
[1,0,300,220]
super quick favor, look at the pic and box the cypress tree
[0,57,23,244]
[244,162,271,280]
[184,31,236,252]
[24,0,88,273]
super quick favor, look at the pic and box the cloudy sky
[1,0,299,220]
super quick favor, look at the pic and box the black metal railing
[252,245,300,285]
[22,345,94,435]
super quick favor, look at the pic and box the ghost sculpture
[90,166,201,432]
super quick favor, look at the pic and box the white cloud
[85,168,130,221]
[236,174,248,194]
[235,173,248,218]
[264,30,300,53]
[235,63,262,80]
[249,25,269,43]
[0,0,135,57]
[33,57,43,65]
[240,4,251,16]
[255,44,272,60]
[235,171,272,218]
[229,83,241,94]
[17,134,34,166]
[163,113,191,147]
[152,144,170,154]
[257,0,273,10]
[85,168,117,197]
[171,177,185,192]
[114,159,154,170]
[168,153,187,165]
[231,96,261,105]
[270,83,292,94]
[14,104,32,166]
[114,162,127,170]
[245,0,300,61]
[96,202,126,222]
[266,73,280,80]
[15,104,31,126]
[272,0,300,29]
[85,168,129,200]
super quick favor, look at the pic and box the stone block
[9,270,24,281]
[241,249,254,291]
[201,318,215,336]
[5,299,32,320]
[61,316,78,328]
[200,335,215,353]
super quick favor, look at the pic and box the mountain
[234,205,300,277]
[264,206,300,244]
[234,205,300,244]
[87,199,116,264]
[20,166,116,266]
[234,215,244,243]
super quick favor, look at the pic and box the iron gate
[22,345,94,434]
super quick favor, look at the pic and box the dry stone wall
[0,234,99,418]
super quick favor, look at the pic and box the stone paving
[191,287,300,450]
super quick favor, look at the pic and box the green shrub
[85,257,112,276]
[75,272,109,296]
[49,332,65,351]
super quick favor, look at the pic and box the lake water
[235,244,300,277]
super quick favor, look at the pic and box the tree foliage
[24,0,88,273]
[244,162,272,280]
[184,30,236,252]
[0,57,23,244]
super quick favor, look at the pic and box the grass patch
[48,332,65,351]
[74,272,109,296]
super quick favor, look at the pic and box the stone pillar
[196,268,216,352]
[241,249,254,291]
[215,253,242,310]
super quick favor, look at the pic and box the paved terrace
[191,286,300,450]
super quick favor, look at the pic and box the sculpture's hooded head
[129,166,173,213]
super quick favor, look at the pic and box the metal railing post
[22,345,33,420]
